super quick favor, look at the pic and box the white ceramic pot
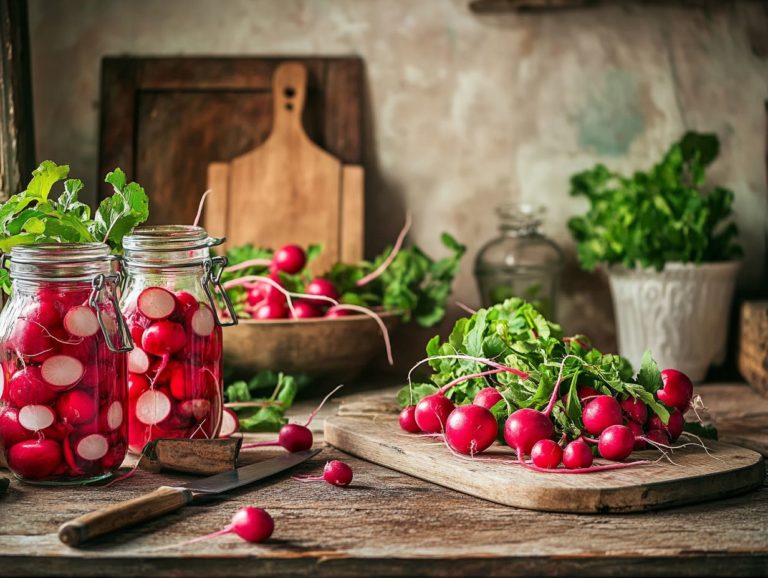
[608,262,740,382]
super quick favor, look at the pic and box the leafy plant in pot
[568,132,742,381]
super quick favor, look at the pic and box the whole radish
[645,428,670,446]
[8,439,62,479]
[444,404,498,455]
[272,244,306,274]
[473,387,503,410]
[648,409,684,442]
[414,394,455,433]
[530,439,562,469]
[582,395,623,435]
[305,278,340,301]
[598,424,635,461]
[620,397,647,424]
[179,507,274,546]
[398,406,420,433]
[254,302,287,320]
[0,407,32,447]
[325,306,354,318]
[7,366,57,406]
[562,438,594,469]
[504,408,554,456]
[22,299,61,328]
[657,369,693,412]
[626,420,647,450]
[577,386,599,400]
[294,460,353,487]
[291,301,321,319]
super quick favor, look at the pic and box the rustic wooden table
[1,382,766,577]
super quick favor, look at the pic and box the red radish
[645,428,670,446]
[128,347,151,374]
[648,409,684,442]
[598,424,635,461]
[254,302,287,320]
[8,318,53,358]
[398,406,420,433]
[474,387,503,410]
[41,354,84,389]
[179,399,211,421]
[63,305,99,337]
[658,369,694,412]
[246,288,264,307]
[135,390,172,425]
[219,408,239,438]
[189,304,215,337]
[8,439,62,479]
[137,287,177,320]
[414,394,455,434]
[582,395,623,435]
[530,439,563,469]
[56,390,97,425]
[180,507,274,546]
[130,324,145,347]
[22,299,61,328]
[169,364,192,400]
[18,404,55,431]
[272,244,306,274]
[620,397,647,424]
[305,278,339,301]
[290,301,321,319]
[107,401,123,430]
[562,438,594,469]
[128,373,150,399]
[174,291,198,316]
[444,404,498,455]
[504,408,554,455]
[626,420,647,450]
[76,434,109,460]
[577,386,600,400]
[294,460,353,487]
[142,321,186,356]
[0,407,32,447]
[7,367,57,406]
[324,306,354,318]
[255,274,287,305]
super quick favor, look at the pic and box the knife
[58,448,320,546]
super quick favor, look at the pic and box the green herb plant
[568,132,742,271]
[224,370,308,432]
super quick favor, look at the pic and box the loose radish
[76,434,109,460]
[179,399,211,421]
[582,395,623,435]
[444,404,498,455]
[398,406,420,433]
[0,407,32,447]
[8,439,62,479]
[294,460,353,487]
[273,244,306,274]
[648,409,684,442]
[290,301,321,319]
[189,304,215,337]
[56,390,97,425]
[63,305,99,337]
[305,278,339,301]
[530,439,563,469]
[658,369,694,412]
[7,367,57,406]
[562,438,594,469]
[135,390,172,425]
[597,424,635,461]
[142,321,186,356]
[474,387,503,410]
[137,287,177,320]
[179,507,274,546]
[18,404,55,431]
[620,397,648,424]
[107,401,124,430]
[41,354,84,389]
[219,407,239,438]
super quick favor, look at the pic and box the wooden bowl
[223,311,401,381]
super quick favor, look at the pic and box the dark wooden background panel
[99,57,363,225]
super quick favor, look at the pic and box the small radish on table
[176,506,274,546]
[293,460,353,487]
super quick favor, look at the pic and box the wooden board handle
[58,486,193,547]
[272,62,307,134]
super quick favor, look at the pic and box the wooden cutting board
[205,62,363,272]
[324,390,765,513]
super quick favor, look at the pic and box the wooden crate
[738,300,768,397]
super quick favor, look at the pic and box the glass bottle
[0,243,132,484]
[120,225,236,453]
[474,204,564,319]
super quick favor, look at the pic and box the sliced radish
[76,434,109,461]
[128,347,150,374]
[190,304,215,337]
[220,408,239,438]
[179,398,211,421]
[18,404,55,431]
[107,401,123,430]
[40,355,84,389]
[63,305,99,337]
[135,390,172,425]
[137,287,177,320]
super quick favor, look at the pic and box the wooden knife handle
[58,486,194,547]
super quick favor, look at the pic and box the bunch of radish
[0,287,127,481]
[399,359,695,474]
[122,286,223,453]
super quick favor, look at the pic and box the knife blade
[58,448,320,547]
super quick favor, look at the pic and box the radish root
[192,189,213,228]
[356,212,412,287]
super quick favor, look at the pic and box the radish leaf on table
[225,371,305,432]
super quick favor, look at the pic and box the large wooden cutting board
[324,391,765,513]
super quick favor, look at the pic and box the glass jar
[120,225,236,453]
[0,243,132,484]
[474,204,564,319]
